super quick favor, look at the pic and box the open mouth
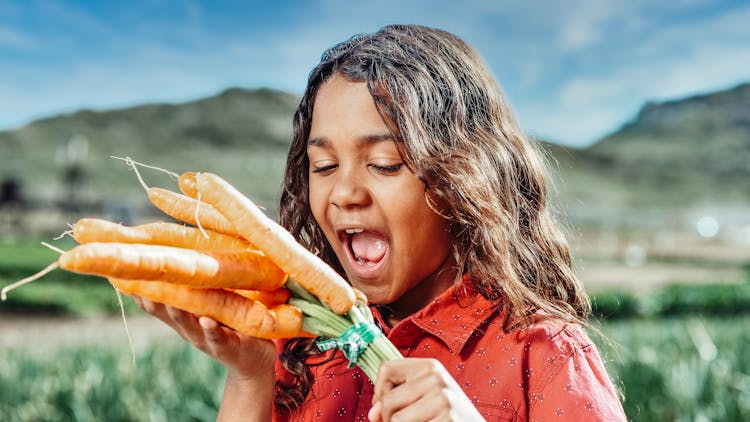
[339,228,389,277]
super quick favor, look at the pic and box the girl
[137,24,626,421]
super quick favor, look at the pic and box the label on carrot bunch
[315,322,382,368]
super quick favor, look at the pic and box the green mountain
[2,82,748,231]
[1,88,299,213]
[547,83,750,215]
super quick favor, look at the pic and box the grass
[0,316,747,421]
[0,343,224,422]
[2,238,748,420]
[597,316,750,421]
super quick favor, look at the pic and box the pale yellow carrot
[59,242,287,290]
[110,278,304,339]
[147,187,239,236]
[195,172,356,314]
[178,171,198,198]
[230,287,291,307]
[72,218,253,251]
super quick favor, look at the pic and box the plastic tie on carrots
[315,322,382,368]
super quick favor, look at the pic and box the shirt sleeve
[529,334,627,421]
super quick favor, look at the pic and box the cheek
[393,189,451,252]
[307,179,327,224]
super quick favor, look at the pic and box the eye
[311,163,338,174]
[371,163,403,174]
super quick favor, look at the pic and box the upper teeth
[345,228,363,234]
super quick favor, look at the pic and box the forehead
[308,74,396,148]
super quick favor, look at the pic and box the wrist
[225,366,275,386]
[218,372,275,422]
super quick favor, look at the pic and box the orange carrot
[147,187,239,236]
[72,218,253,251]
[178,171,198,198]
[110,278,303,339]
[230,287,290,307]
[195,172,356,314]
[59,242,287,290]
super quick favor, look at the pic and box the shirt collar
[373,275,501,355]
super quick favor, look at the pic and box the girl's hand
[132,296,276,381]
[369,358,486,422]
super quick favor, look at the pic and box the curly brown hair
[274,24,590,412]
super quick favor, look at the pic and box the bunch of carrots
[1,163,401,382]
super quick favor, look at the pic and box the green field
[2,240,749,421]
[1,316,747,421]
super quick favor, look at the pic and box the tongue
[351,232,387,263]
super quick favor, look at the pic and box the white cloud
[516,2,750,145]
[1,0,749,148]
[529,38,750,146]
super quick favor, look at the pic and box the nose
[329,167,371,209]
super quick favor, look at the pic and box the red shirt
[274,281,626,421]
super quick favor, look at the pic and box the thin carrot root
[194,189,210,239]
[111,156,180,181]
[112,285,137,364]
[195,172,356,314]
[110,278,304,339]
[53,229,73,241]
[1,262,59,301]
[72,218,254,251]
[109,157,228,239]
[114,157,225,237]
[59,242,288,291]
[41,241,66,254]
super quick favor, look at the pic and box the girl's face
[307,74,456,318]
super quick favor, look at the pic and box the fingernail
[198,316,214,329]
[368,401,381,421]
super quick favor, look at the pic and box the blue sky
[1,0,748,147]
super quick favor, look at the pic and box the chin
[351,283,392,305]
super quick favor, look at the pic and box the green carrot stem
[286,283,403,383]
[302,317,343,338]
[285,278,319,304]
[289,298,351,332]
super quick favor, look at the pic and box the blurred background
[1,1,749,421]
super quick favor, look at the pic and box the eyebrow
[307,133,395,147]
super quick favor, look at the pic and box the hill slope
[2,82,748,230]
[1,88,299,211]
[582,83,750,207]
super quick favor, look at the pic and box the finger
[372,360,411,404]
[388,389,453,422]
[378,370,447,421]
[367,401,382,422]
[165,303,194,328]
[372,359,437,404]
[137,296,162,315]
[198,315,219,330]
[164,304,204,341]
[199,316,230,348]
[379,380,424,419]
